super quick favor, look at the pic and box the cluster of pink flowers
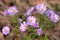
[26,3,59,23]
[25,3,59,35]
[2,3,59,36]
[46,9,59,23]
[19,16,43,35]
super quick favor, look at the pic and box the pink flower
[27,16,36,25]
[33,22,39,28]
[2,26,10,35]
[46,10,55,18]
[26,7,34,15]
[37,28,43,36]
[20,21,28,32]
[8,6,18,15]
[3,10,8,16]
[50,14,59,23]
[36,3,47,14]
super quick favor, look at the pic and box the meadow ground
[0,0,60,40]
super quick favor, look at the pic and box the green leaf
[12,29,20,34]
[44,36,49,40]
[54,4,59,12]
[39,35,43,40]
[15,24,19,29]
[23,34,32,40]
[30,33,38,39]
[27,27,36,32]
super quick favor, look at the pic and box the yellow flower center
[54,16,56,19]
[6,30,8,32]
[22,26,26,28]
[40,8,44,10]
[11,9,15,12]
[30,20,32,22]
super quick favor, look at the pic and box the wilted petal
[33,22,39,28]
[46,9,55,18]
[26,7,34,15]
[37,28,43,36]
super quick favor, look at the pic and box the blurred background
[0,0,60,40]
